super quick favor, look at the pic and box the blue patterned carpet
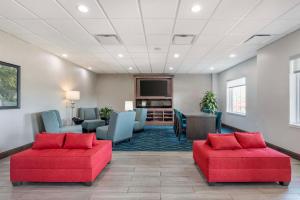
[112,125,233,151]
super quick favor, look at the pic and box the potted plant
[99,107,113,125]
[200,91,218,113]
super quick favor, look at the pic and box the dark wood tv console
[134,75,174,125]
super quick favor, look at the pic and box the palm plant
[200,91,218,113]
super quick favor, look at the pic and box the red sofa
[10,135,112,186]
[193,136,291,185]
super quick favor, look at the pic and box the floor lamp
[66,91,80,119]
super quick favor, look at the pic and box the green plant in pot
[99,107,113,125]
[200,91,218,113]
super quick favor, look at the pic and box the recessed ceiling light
[210,67,214,71]
[128,67,133,70]
[62,54,68,58]
[88,67,92,70]
[173,53,180,58]
[169,67,174,71]
[191,4,201,13]
[118,53,124,58]
[77,5,89,13]
[229,54,237,58]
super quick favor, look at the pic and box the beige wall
[217,29,300,154]
[0,31,98,153]
[96,74,212,113]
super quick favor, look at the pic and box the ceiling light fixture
[173,53,180,58]
[88,67,92,70]
[191,4,201,13]
[62,54,68,58]
[128,67,133,70]
[118,54,124,58]
[78,5,89,13]
[210,67,214,71]
[229,54,237,58]
[169,67,174,71]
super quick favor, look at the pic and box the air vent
[95,34,121,45]
[172,34,195,45]
[244,34,272,44]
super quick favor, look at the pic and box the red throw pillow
[63,133,94,149]
[207,133,242,150]
[32,133,65,149]
[90,133,98,146]
[235,132,267,148]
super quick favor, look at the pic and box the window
[290,57,300,126]
[226,77,246,115]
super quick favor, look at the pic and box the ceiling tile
[111,19,143,35]
[78,19,115,34]
[229,20,272,36]
[120,34,146,45]
[178,0,221,19]
[140,0,178,18]
[174,19,206,34]
[212,0,260,20]
[144,19,174,35]
[202,19,237,36]
[245,0,300,20]
[98,0,140,19]
[16,0,71,19]
[259,19,300,35]
[281,4,300,20]
[147,35,171,45]
[126,45,148,53]
[0,0,37,19]
[57,0,105,19]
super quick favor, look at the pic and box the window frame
[289,56,300,127]
[226,77,247,116]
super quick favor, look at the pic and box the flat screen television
[140,80,168,97]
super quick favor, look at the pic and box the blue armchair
[215,111,222,133]
[78,107,105,132]
[41,110,82,133]
[96,111,136,144]
[133,108,147,132]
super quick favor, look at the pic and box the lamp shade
[125,101,133,111]
[66,91,80,101]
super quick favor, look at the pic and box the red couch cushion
[64,133,93,149]
[235,132,267,148]
[11,140,112,169]
[32,133,65,149]
[208,134,242,150]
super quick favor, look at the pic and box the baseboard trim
[0,143,33,159]
[266,142,300,161]
[222,123,300,161]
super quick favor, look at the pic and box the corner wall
[0,31,98,153]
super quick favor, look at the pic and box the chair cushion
[235,132,267,148]
[208,133,242,150]
[60,125,82,133]
[96,126,109,140]
[63,133,93,149]
[11,141,112,169]
[32,133,65,149]
[83,108,97,120]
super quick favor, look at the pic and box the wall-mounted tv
[140,80,168,97]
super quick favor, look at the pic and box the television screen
[140,80,168,96]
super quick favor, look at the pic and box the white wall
[0,31,98,153]
[217,58,259,132]
[217,29,300,154]
[256,30,300,154]
[96,74,212,113]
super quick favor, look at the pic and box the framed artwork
[0,61,20,109]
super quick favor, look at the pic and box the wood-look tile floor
[1,151,300,200]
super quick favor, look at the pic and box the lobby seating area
[1,0,300,199]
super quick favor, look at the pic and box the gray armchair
[96,111,136,144]
[134,108,147,132]
[41,110,82,133]
[78,107,105,132]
